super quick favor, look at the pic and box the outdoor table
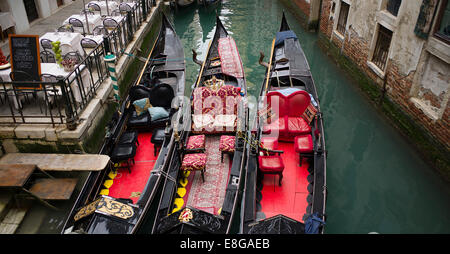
[63,14,102,34]
[86,1,119,16]
[83,34,104,45]
[40,32,84,55]
[40,63,91,103]
[0,63,91,108]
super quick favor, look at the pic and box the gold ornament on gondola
[178,208,193,223]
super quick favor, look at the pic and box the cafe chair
[57,24,74,33]
[40,39,53,51]
[80,38,99,57]
[92,25,109,37]
[119,3,133,14]
[40,74,63,112]
[0,77,6,105]
[110,9,122,17]
[40,50,56,63]
[63,51,83,63]
[9,71,42,112]
[103,18,119,31]
[69,18,86,36]
[87,3,103,17]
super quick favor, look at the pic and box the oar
[263,38,276,93]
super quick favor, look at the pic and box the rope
[153,166,177,184]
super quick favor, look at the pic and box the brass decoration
[130,191,141,198]
[178,208,193,223]
[74,196,135,222]
[74,198,101,221]
[204,76,224,91]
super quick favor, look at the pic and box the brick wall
[318,0,449,151]
[293,0,311,18]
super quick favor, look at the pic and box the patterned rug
[218,37,244,78]
[186,136,231,215]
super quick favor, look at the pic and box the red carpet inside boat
[259,141,310,222]
[182,135,232,215]
[108,132,158,204]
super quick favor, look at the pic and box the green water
[171,0,450,234]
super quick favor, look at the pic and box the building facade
[316,0,449,151]
[0,0,74,34]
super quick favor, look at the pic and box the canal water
[170,0,450,234]
[18,0,449,234]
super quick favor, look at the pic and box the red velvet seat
[262,117,286,134]
[287,117,311,135]
[260,136,279,155]
[219,135,235,162]
[181,153,207,182]
[186,134,206,153]
[263,90,312,141]
[258,155,285,186]
[294,135,314,166]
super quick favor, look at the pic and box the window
[434,0,450,43]
[386,0,402,16]
[371,25,393,70]
[336,1,350,35]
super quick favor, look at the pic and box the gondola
[61,14,185,234]
[240,13,327,234]
[151,16,248,234]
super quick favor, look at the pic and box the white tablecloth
[0,12,15,30]
[86,1,119,16]
[63,14,102,34]
[41,63,91,103]
[40,32,83,55]
[83,34,104,44]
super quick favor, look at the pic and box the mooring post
[104,54,120,103]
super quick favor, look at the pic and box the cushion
[219,135,236,153]
[133,98,151,116]
[258,156,285,173]
[287,117,311,135]
[192,114,215,129]
[302,103,318,124]
[294,135,313,153]
[186,135,205,150]
[213,114,237,128]
[263,117,286,134]
[181,153,207,171]
[148,107,169,121]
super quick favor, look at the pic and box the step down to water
[29,178,78,200]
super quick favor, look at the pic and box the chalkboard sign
[8,34,41,89]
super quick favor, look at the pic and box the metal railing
[0,42,107,128]
[0,0,157,128]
